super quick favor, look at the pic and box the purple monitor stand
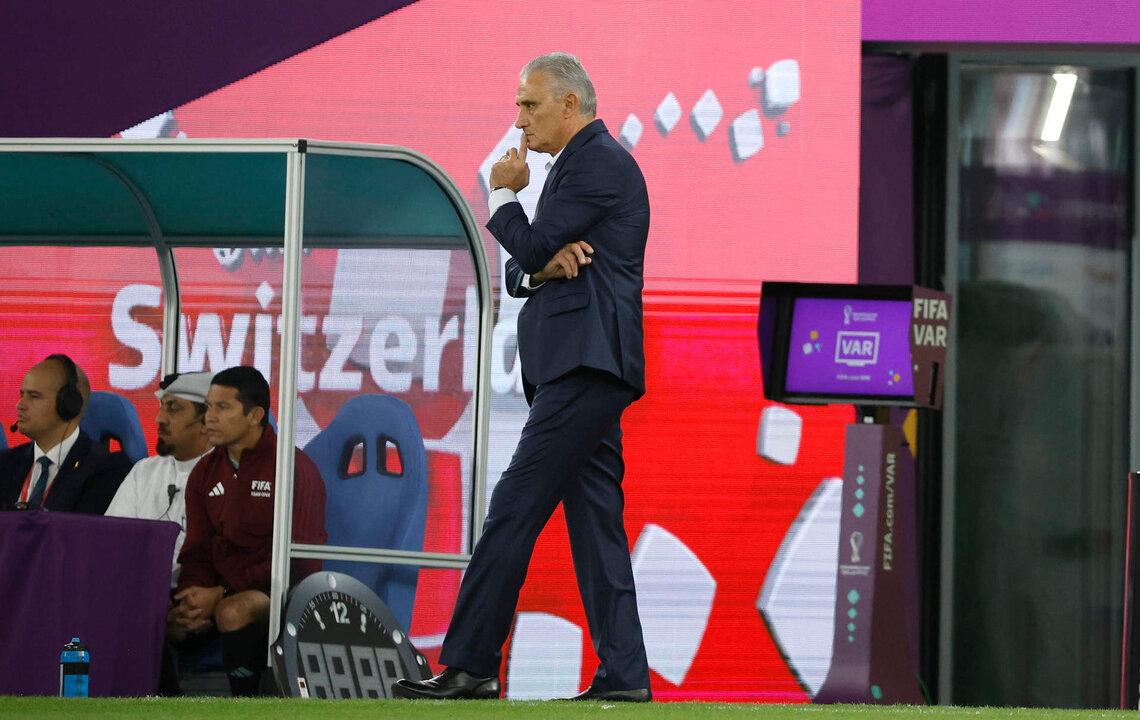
[813,423,924,705]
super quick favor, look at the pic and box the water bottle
[59,638,89,697]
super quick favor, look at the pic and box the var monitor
[757,283,950,409]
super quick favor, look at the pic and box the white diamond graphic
[256,281,274,310]
[758,477,843,697]
[730,109,764,162]
[764,59,801,114]
[654,92,682,136]
[505,612,583,700]
[690,89,722,141]
[631,523,715,685]
[120,111,174,139]
[756,404,802,465]
[619,113,643,150]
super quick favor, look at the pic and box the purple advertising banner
[786,298,914,398]
[863,0,1140,44]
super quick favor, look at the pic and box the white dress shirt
[31,426,81,498]
[105,451,209,587]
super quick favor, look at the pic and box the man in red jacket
[171,366,327,696]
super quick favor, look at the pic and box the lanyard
[17,459,56,504]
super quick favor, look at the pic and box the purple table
[0,511,178,696]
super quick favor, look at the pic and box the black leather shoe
[392,667,500,700]
[565,685,652,702]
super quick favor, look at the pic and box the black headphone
[46,354,83,422]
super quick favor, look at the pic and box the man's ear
[249,406,266,428]
[563,92,580,117]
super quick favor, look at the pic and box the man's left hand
[489,133,530,192]
[533,241,594,283]
[171,584,225,632]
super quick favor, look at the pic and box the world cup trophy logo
[849,531,864,564]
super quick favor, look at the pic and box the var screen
[786,298,916,399]
[0,0,860,702]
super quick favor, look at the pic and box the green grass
[2,698,1139,720]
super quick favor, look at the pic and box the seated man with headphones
[0,354,133,513]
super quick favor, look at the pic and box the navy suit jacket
[0,431,133,514]
[488,119,649,401]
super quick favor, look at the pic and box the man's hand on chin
[490,133,531,192]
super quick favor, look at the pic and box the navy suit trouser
[439,367,651,690]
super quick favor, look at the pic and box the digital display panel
[0,0,861,703]
[785,298,915,399]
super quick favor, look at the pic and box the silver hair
[521,52,597,118]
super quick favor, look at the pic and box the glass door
[950,63,1132,708]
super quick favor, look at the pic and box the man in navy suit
[395,52,652,703]
[0,354,132,514]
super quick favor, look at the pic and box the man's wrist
[488,186,520,218]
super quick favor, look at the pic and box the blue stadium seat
[303,395,428,631]
[0,430,7,450]
[80,390,148,463]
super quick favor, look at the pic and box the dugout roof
[0,137,493,641]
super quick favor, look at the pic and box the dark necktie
[27,456,52,507]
